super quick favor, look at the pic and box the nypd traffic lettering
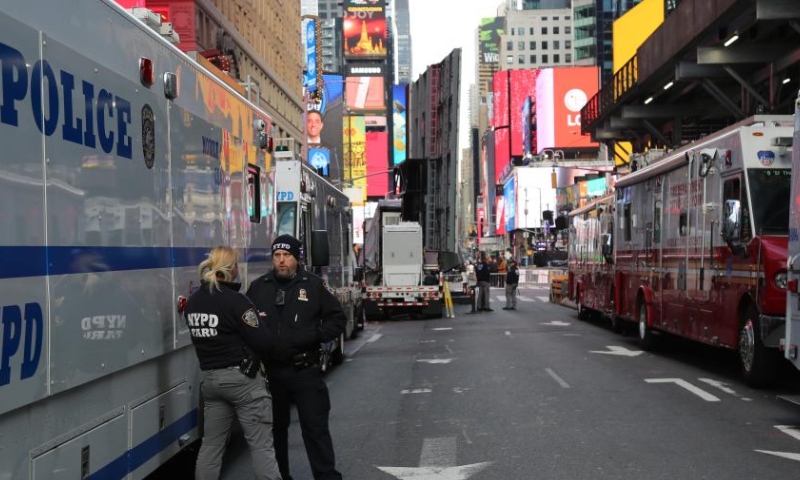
[0,41,133,158]
[0,302,44,387]
[81,315,126,341]
[186,312,219,338]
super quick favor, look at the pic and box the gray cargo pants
[477,281,491,310]
[505,283,518,309]
[196,368,282,480]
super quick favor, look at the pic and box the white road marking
[536,296,550,302]
[417,358,454,364]
[367,333,383,343]
[518,296,535,302]
[754,450,800,462]
[401,388,432,394]
[433,327,453,331]
[345,358,354,362]
[545,367,571,388]
[590,346,644,357]
[420,340,437,344]
[495,296,505,303]
[540,320,571,326]
[776,425,800,443]
[453,387,471,394]
[504,331,512,336]
[645,378,721,402]
[698,378,739,397]
[376,435,494,480]
[563,333,582,337]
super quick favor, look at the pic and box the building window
[530,27,535,35]
[554,54,560,63]
[518,41,525,50]
[542,27,548,35]
[565,16,571,20]
[542,41,548,50]
[542,54,549,64]
[554,40,560,49]
[566,53,572,63]
[566,26,572,35]
[518,55,525,64]
[554,26,560,34]
[530,54,537,63]
[530,41,536,50]
[507,41,513,51]
[542,16,548,21]
[507,55,514,64]
[565,40,572,49]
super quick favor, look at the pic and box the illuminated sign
[346,64,385,76]
[343,0,387,59]
[536,67,599,153]
[392,84,408,165]
[304,20,317,91]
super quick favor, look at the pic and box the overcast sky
[408,0,502,152]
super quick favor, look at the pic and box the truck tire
[739,304,779,388]
[332,333,345,365]
[638,302,658,351]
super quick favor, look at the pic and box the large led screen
[346,76,386,112]
[392,84,408,165]
[343,116,367,201]
[366,131,389,197]
[536,67,599,152]
[344,0,387,59]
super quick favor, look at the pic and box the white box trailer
[785,93,800,377]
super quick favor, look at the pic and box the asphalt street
[151,286,800,480]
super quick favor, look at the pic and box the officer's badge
[298,288,309,302]
[242,308,259,328]
[323,280,335,295]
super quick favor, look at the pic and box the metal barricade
[490,273,506,287]
[519,268,566,288]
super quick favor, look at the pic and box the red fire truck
[612,116,793,386]
[568,195,622,331]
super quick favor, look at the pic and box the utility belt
[291,350,320,371]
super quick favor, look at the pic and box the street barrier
[519,268,567,288]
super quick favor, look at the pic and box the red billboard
[536,67,599,152]
[346,76,386,112]
[366,131,389,197]
[343,0,387,59]
[492,71,509,129]
[510,70,539,158]
[494,128,510,184]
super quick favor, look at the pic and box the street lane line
[420,340,437,343]
[755,450,800,462]
[540,320,571,326]
[776,425,800,442]
[417,358,454,364]
[433,327,453,331]
[545,368,571,388]
[504,331,511,336]
[645,378,721,402]
[367,333,383,343]
[518,296,535,302]
[401,388,432,394]
[698,378,739,397]
[563,333,581,337]
[377,435,494,479]
[590,346,644,357]
[536,296,550,302]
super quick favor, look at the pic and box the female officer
[183,246,282,480]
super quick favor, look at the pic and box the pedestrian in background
[503,260,520,311]
[247,235,347,480]
[475,254,492,312]
[183,246,281,480]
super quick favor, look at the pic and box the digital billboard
[307,74,345,180]
[478,17,504,66]
[510,70,538,158]
[536,67,599,153]
[504,176,516,232]
[613,0,664,73]
[494,128,510,184]
[343,0,387,59]
[521,97,532,157]
[343,116,367,201]
[492,71,509,129]
[345,76,386,112]
[303,20,317,91]
[392,84,408,165]
[366,131,389,197]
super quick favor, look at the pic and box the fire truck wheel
[739,305,778,387]
[638,302,658,351]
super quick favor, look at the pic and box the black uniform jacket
[475,262,491,282]
[246,269,347,364]
[183,280,273,371]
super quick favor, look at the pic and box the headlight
[774,272,788,289]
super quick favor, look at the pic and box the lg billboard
[535,67,599,153]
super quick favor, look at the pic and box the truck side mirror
[602,233,614,264]
[311,230,330,267]
[722,199,746,255]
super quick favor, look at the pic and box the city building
[118,0,304,140]
[393,0,413,84]
[320,18,344,74]
[459,147,475,242]
[316,0,343,19]
[498,5,575,70]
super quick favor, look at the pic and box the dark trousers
[269,368,342,480]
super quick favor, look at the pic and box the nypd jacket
[246,269,347,363]
[475,262,491,282]
[183,280,273,371]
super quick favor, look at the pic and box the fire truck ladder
[428,65,441,158]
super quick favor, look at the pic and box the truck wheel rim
[639,305,647,340]
[739,320,756,372]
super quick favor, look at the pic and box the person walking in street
[246,235,347,480]
[182,246,282,480]
[503,260,520,311]
[475,254,492,312]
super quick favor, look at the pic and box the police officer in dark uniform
[247,235,347,480]
[183,246,282,480]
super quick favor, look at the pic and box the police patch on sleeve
[242,308,259,328]
[323,280,335,295]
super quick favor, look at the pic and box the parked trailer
[567,195,621,331]
[614,116,792,387]
[0,1,292,478]
[274,157,363,371]
[785,94,800,376]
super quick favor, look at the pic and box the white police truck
[0,1,291,478]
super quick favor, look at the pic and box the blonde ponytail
[198,246,239,292]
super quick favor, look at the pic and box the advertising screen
[495,196,505,236]
[343,0,387,59]
[345,76,386,112]
[307,74,345,180]
[392,84,408,165]
[504,176,516,232]
[492,71,509,129]
[521,97,532,157]
[303,20,317,91]
[536,67,599,153]
[478,17,504,66]
[366,131,389,197]
[343,116,367,201]
[510,70,538,158]
[494,128,510,184]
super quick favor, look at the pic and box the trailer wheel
[638,302,658,351]
[739,305,778,388]
[332,333,345,365]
